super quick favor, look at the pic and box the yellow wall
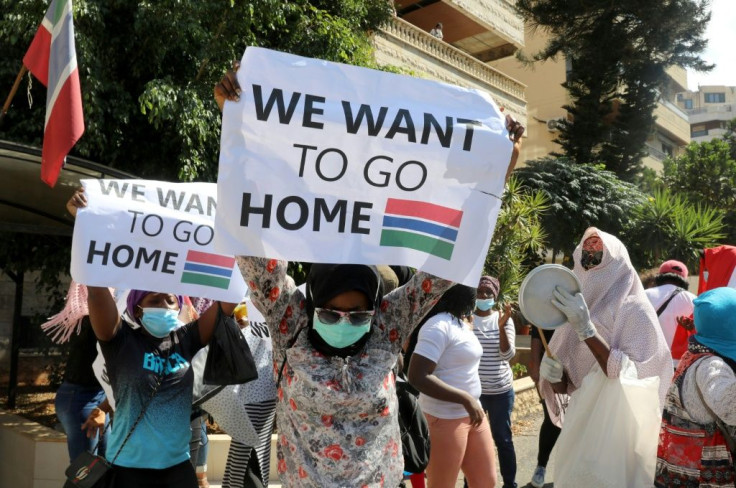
[490,28,568,164]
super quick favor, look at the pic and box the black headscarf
[305,263,382,358]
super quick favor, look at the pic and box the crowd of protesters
[45,66,735,488]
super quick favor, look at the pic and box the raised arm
[498,304,515,360]
[87,286,121,342]
[236,256,305,354]
[197,301,238,345]
[381,271,453,345]
[503,110,525,182]
[67,189,121,342]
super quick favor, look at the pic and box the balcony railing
[377,17,526,104]
[660,99,689,120]
[688,105,734,116]
[645,144,668,161]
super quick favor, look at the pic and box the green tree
[0,0,393,302]
[1,0,393,181]
[662,138,736,243]
[721,117,736,161]
[625,188,725,270]
[515,0,711,180]
[513,157,643,261]
[484,177,548,304]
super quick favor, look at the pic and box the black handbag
[64,343,168,487]
[396,377,431,473]
[203,304,258,385]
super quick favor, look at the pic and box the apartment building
[373,0,527,127]
[489,27,690,171]
[676,85,736,143]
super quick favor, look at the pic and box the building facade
[373,0,527,127]
[676,85,736,143]
[488,27,690,171]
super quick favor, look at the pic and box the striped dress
[221,399,277,488]
[472,312,515,394]
[221,321,278,488]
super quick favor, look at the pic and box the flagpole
[0,64,28,126]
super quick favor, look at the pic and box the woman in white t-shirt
[408,284,497,488]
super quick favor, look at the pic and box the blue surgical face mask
[312,313,371,349]
[139,307,182,338]
[476,298,495,311]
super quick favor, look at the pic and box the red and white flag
[23,0,84,187]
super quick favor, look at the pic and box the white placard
[71,179,247,302]
[216,47,512,286]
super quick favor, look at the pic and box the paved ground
[506,408,555,488]
[209,408,555,488]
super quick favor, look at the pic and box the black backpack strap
[276,326,306,385]
[656,288,684,316]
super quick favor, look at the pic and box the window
[661,143,673,157]
[692,124,707,137]
[684,99,693,109]
[677,93,683,101]
[704,92,725,103]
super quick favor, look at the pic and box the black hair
[655,273,689,290]
[429,284,477,322]
[402,284,476,377]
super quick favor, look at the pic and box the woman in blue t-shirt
[67,191,237,488]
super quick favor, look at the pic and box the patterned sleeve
[379,271,453,346]
[694,356,736,425]
[500,318,516,361]
[235,257,306,356]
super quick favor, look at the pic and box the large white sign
[71,179,247,302]
[216,47,513,286]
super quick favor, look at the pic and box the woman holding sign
[68,191,237,488]
[216,66,524,488]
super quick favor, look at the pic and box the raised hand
[214,60,242,112]
[551,287,596,341]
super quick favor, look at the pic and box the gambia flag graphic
[380,198,463,260]
[23,0,84,188]
[181,250,235,290]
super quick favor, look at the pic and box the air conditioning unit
[546,118,565,132]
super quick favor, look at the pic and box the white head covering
[540,228,672,423]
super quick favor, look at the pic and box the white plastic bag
[554,356,661,488]
[192,347,260,446]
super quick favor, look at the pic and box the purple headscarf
[126,290,182,324]
[478,275,500,299]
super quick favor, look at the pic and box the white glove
[552,287,596,341]
[540,356,564,383]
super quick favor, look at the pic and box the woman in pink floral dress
[237,259,452,487]
[216,65,525,487]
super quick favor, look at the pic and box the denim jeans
[480,389,517,488]
[55,381,108,462]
